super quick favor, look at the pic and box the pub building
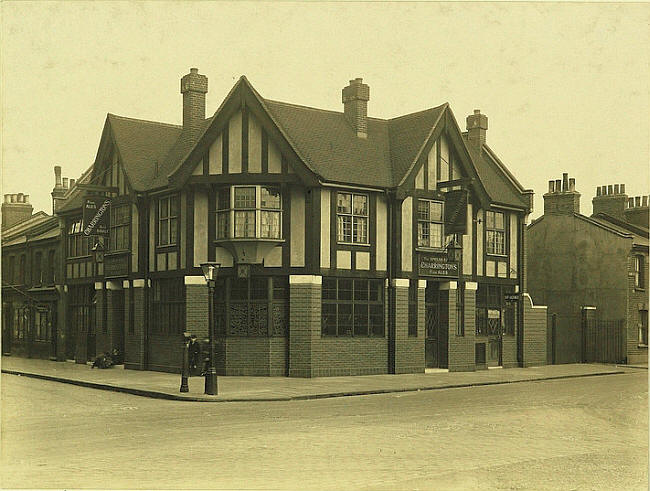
[50,69,547,375]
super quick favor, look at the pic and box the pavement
[1,355,641,402]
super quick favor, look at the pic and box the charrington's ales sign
[418,253,459,278]
[83,197,111,236]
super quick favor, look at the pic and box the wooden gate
[582,318,625,364]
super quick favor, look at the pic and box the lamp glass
[200,262,221,281]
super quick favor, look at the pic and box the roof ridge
[108,113,182,129]
[574,213,634,238]
[388,103,448,122]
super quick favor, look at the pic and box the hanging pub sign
[418,253,459,278]
[444,189,468,234]
[83,197,111,236]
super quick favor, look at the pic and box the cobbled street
[2,370,647,490]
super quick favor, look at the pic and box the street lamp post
[200,262,220,395]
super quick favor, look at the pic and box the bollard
[180,332,190,393]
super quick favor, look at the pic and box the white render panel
[486,260,495,277]
[209,134,222,174]
[228,110,242,174]
[401,197,413,272]
[509,213,518,279]
[320,189,331,269]
[427,141,437,190]
[337,250,351,269]
[356,251,370,270]
[193,190,208,267]
[498,261,507,278]
[415,165,424,189]
[462,202,473,275]
[248,114,262,173]
[215,246,234,268]
[476,208,484,276]
[376,194,387,271]
[290,187,305,267]
[192,159,203,176]
[265,246,283,267]
[268,139,281,173]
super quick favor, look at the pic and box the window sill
[637,344,648,349]
[215,238,285,243]
[486,253,508,258]
[105,250,130,256]
[634,288,646,293]
[67,255,92,260]
[416,247,446,253]
[337,242,371,247]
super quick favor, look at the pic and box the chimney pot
[562,173,569,192]
[569,178,575,191]
[621,184,626,194]
[63,177,69,189]
[4,194,9,203]
[628,197,635,208]
[70,178,76,188]
[11,194,16,203]
[549,180,555,193]
[614,184,620,194]
[342,77,370,138]
[54,165,62,187]
[17,193,24,203]
[190,67,198,73]
[555,179,562,193]
[600,185,607,196]
[24,195,29,203]
[636,196,641,207]
[643,196,648,207]
[596,186,602,197]
[474,109,481,115]
[607,185,613,195]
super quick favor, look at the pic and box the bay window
[417,199,444,248]
[486,210,506,255]
[215,185,282,240]
[337,192,368,244]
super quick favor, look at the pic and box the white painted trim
[94,282,104,290]
[184,275,207,286]
[122,280,130,289]
[106,281,122,291]
[391,278,409,288]
[132,279,145,288]
[523,293,547,310]
[439,281,458,290]
[318,181,384,193]
[63,285,68,293]
[465,281,478,291]
[289,275,322,285]
[418,279,427,289]
[581,306,597,310]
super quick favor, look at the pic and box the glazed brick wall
[523,294,548,367]
[124,285,146,370]
[314,337,388,376]
[289,283,321,377]
[393,284,424,374]
[105,288,124,354]
[222,337,287,376]
[95,287,111,356]
[448,287,476,372]
[502,333,518,368]
[147,334,183,373]
[185,284,208,338]
[626,252,649,364]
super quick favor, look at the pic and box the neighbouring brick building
[18,69,548,375]
[527,175,649,365]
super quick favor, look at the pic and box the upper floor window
[5,256,15,285]
[47,249,56,285]
[634,255,645,289]
[336,192,368,244]
[33,251,43,286]
[417,200,444,249]
[67,219,91,258]
[486,210,506,255]
[18,254,26,284]
[158,195,178,246]
[216,185,282,240]
[110,204,131,251]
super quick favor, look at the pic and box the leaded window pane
[354,279,369,300]
[234,211,255,238]
[337,215,352,242]
[234,187,256,208]
[337,193,352,214]
[353,304,369,336]
[217,188,230,210]
[353,216,367,243]
[322,304,337,336]
[338,304,353,336]
[338,279,353,300]
[353,195,367,216]
[430,201,443,221]
[160,220,169,245]
[217,211,229,239]
[261,187,281,209]
[261,211,281,238]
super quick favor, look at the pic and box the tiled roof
[464,141,530,208]
[590,213,649,246]
[264,100,394,187]
[108,114,184,191]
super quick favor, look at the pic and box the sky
[2,1,649,220]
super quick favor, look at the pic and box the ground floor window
[476,284,516,336]
[151,278,185,335]
[34,308,53,342]
[322,277,384,337]
[213,276,288,337]
[68,286,95,336]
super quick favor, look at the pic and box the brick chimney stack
[180,68,208,136]
[624,193,649,228]
[51,165,70,214]
[342,78,370,139]
[2,193,34,229]
[591,183,627,221]
[466,109,488,148]
[543,173,581,216]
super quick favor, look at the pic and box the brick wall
[522,293,548,367]
[315,338,388,376]
[626,252,649,364]
[222,337,287,376]
[447,283,476,372]
[393,280,424,374]
[185,282,209,338]
[105,284,124,356]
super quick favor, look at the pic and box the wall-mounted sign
[504,293,520,304]
[418,253,459,278]
[83,197,111,236]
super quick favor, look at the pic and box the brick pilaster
[289,275,322,378]
[105,281,124,355]
[124,279,146,370]
[185,276,209,339]
[393,279,425,374]
[444,281,476,372]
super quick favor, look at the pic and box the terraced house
[54,69,547,376]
